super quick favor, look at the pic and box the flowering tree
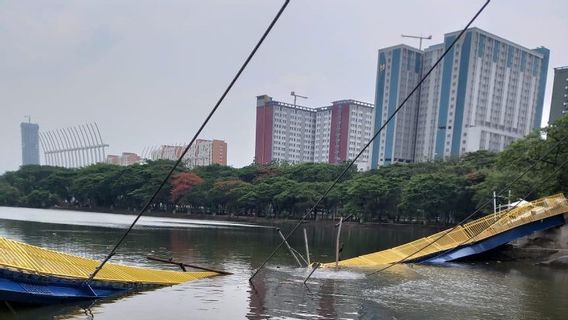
[170,172,203,203]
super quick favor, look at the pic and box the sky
[1,0,567,174]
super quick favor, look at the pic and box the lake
[0,206,566,319]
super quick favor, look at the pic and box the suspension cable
[366,138,567,276]
[86,0,291,284]
[249,0,492,282]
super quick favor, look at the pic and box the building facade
[548,66,568,124]
[256,95,316,165]
[106,152,141,166]
[20,122,40,165]
[371,28,549,168]
[255,95,374,170]
[147,139,227,168]
[371,44,423,167]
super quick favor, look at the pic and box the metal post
[303,228,311,265]
[493,191,497,221]
[303,262,320,284]
[276,228,303,267]
[335,217,343,269]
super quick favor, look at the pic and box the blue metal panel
[421,214,565,264]
[371,52,387,169]
[492,40,500,63]
[451,32,472,156]
[0,268,132,305]
[384,48,401,164]
[532,47,550,129]
[435,35,456,158]
[477,34,485,57]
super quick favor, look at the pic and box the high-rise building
[184,139,227,167]
[314,100,374,170]
[255,95,374,170]
[147,139,227,168]
[371,27,550,168]
[371,44,423,167]
[256,95,316,165]
[20,122,40,165]
[415,44,445,162]
[548,66,568,124]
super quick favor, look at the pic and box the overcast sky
[1,0,567,174]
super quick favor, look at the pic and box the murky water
[0,206,566,319]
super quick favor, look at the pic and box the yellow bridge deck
[324,193,568,268]
[0,237,218,285]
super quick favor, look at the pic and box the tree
[0,181,21,206]
[343,175,394,222]
[170,172,203,203]
[24,190,58,208]
[401,173,471,223]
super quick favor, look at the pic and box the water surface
[0,206,566,319]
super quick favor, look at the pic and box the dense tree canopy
[1,117,567,224]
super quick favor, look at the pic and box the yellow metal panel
[323,194,568,268]
[0,237,218,285]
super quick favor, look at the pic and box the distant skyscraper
[20,122,40,165]
[548,66,568,124]
[255,95,374,170]
[371,27,550,168]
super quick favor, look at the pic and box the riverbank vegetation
[1,117,567,224]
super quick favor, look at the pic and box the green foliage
[1,119,567,224]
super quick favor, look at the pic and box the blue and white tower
[371,27,549,167]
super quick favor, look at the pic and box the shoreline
[4,205,450,229]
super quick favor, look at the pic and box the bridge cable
[249,0,492,282]
[86,0,291,284]
[366,138,567,276]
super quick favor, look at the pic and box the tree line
[1,117,567,224]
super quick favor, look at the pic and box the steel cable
[86,0,291,284]
[249,0,492,282]
[366,137,567,276]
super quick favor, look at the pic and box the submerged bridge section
[326,194,568,268]
[0,237,218,285]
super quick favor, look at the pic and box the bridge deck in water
[324,194,568,268]
[0,237,217,285]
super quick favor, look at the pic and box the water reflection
[0,207,566,319]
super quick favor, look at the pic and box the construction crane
[401,34,432,50]
[291,91,308,107]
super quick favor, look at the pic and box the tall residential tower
[371,44,423,167]
[371,27,550,168]
[255,95,374,170]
